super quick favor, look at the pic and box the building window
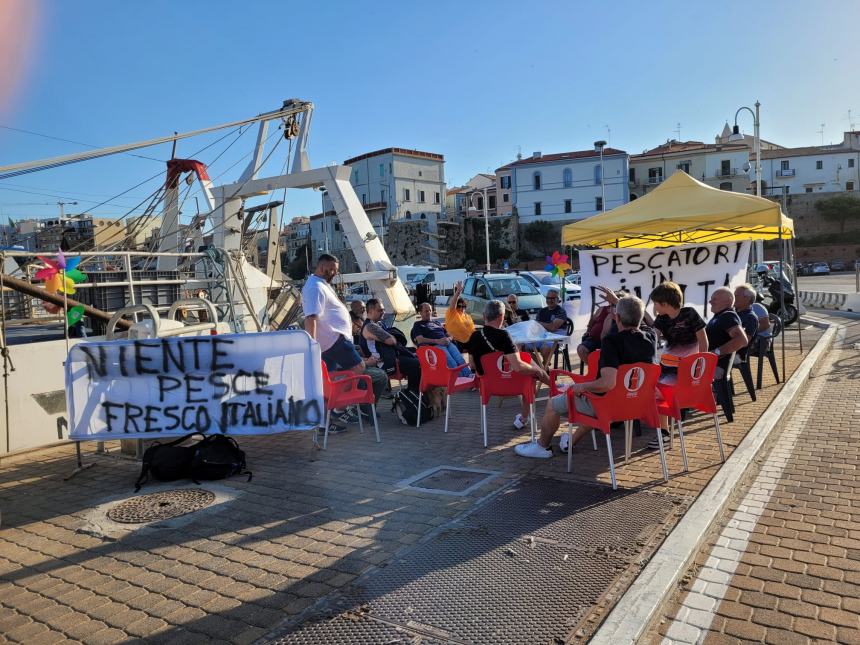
[805,187,813,193]
[595,197,603,211]
[563,168,572,188]
[533,172,541,190]
[419,190,425,203]
[816,160,823,170]
[648,167,663,183]
[719,182,732,191]
[381,190,385,202]
[629,168,636,184]
[476,196,484,210]
[434,192,440,204]
[534,202,542,216]
[564,199,572,213]
[849,158,855,168]
[501,176,511,189]
[488,195,496,209]
[847,181,855,191]
[503,193,509,203]
[721,160,731,176]
[677,161,691,173]
[781,160,790,171]
[594,164,602,185]
[403,188,410,201]
[379,163,384,177]
[389,163,392,173]
[361,193,366,204]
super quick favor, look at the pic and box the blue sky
[1,0,859,223]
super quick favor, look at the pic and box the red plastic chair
[569,362,661,489]
[657,352,725,473]
[320,362,380,449]
[478,351,538,448]
[416,346,476,431]
[549,349,601,451]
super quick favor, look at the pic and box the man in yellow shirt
[445,280,475,347]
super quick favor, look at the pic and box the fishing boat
[0,99,414,455]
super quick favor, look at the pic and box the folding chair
[568,362,662,489]
[320,362,380,449]
[657,352,726,473]
[416,346,476,431]
[477,351,538,448]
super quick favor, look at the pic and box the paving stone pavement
[0,328,819,644]
[653,314,860,644]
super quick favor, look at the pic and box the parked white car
[812,262,830,275]
[517,270,581,301]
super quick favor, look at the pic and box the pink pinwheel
[35,250,87,295]
[544,250,572,277]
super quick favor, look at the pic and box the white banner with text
[65,331,324,441]
[576,241,751,331]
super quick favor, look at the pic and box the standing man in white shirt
[302,254,387,425]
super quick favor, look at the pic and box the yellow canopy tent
[561,170,793,249]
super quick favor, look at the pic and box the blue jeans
[432,342,472,377]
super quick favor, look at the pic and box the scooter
[754,264,798,326]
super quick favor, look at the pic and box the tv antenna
[846,108,856,131]
[817,123,825,146]
[674,122,681,140]
[604,125,611,146]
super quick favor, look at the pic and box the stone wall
[387,220,433,266]
[463,215,519,267]
[779,191,860,238]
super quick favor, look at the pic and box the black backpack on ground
[391,388,434,426]
[134,432,252,492]
[190,434,252,483]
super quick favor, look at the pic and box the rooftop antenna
[847,108,856,131]
[516,145,522,160]
[604,125,611,146]
[817,123,825,146]
[674,122,681,141]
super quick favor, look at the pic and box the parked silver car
[459,274,546,322]
[517,270,581,301]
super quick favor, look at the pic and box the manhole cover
[397,466,500,496]
[107,489,215,524]
[413,468,489,492]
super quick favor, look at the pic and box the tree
[523,220,557,256]
[815,194,860,235]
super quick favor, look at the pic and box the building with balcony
[447,174,497,220]
[281,216,310,263]
[629,140,753,197]
[508,148,629,224]
[759,131,860,196]
[495,164,513,217]
[630,123,785,197]
[319,147,447,265]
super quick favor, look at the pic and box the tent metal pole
[790,237,803,353]
[778,229,786,378]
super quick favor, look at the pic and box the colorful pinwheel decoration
[35,250,87,295]
[545,251,572,299]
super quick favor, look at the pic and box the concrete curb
[800,289,860,312]
[589,322,837,645]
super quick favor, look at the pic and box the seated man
[504,294,530,326]
[733,283,760,346]
[467,299,549,431]
[706,287,749,379]
[411,302,473,377]
[533,289,570,363]
[361,298,421,392]
[516,295,657,459]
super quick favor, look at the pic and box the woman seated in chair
[411,303,473,377]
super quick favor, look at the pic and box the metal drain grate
[270,477,678,644]
[107,489,215,524]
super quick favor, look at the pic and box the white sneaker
[513,414,530,430]
[515,441,552,459]
[559,433,570,454]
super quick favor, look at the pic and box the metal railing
[776,169,796,177]
[715,168,738,178]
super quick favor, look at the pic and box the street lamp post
[594,140,607,212]
[469,188,491,272]
[730,101,761,198]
